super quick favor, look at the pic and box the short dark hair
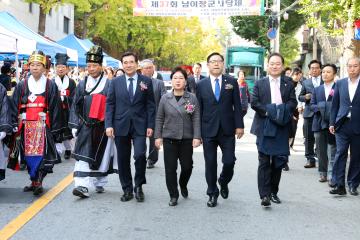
[322,63,337,74]
[207,52,224,63]
[170,66,187,79]
[291,67,302,75]
[308,59,322,69]
[268,52,284,64]
[194,63,202,68]
[1,65,11,75]
[121,52,138,63]
[115,68,125,75]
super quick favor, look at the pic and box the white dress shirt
[324,82,334,101]
[348,77,360,102]
[125,73,138,96]
[312,76,321,88]
[210,75,222,94]
[269,76,282,104]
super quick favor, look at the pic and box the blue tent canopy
[0,11,68,58]
[57,34,120,68]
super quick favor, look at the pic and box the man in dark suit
[140,59,166,169]
[186,63,206,93]
[329,57,360,196]
[105,52,156,202]
[196,52,244,207]
[251,53,297,207]
[310,64,337,184]
[299,60,323,168]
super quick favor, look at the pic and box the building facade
[0,0,74,41]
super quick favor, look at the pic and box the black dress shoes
[135,186,145,202]
[120,192,134,202]
[207,196,218,207]
[270,193,281,204]
[349,187,359,196]
[180,187,188,198]
[219,184,229,199]
[329,186,347,195]
[169,198,178,206]
[283,164,290,171]
[23,183,36,192]
[64,150,71,160]
[147,160,155,169]
[261,196,271,207]
[304,162,316,168]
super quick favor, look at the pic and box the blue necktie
[214,78,220,101]
[128,77,134,102]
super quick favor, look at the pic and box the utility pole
[274,0,281,52]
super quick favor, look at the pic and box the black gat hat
[55,53,69,66]
[86,45,103,64]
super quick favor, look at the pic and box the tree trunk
[38,6,46,36]
[82,13,89,39]
[341,19,356,77]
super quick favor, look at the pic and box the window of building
[49,8,52,16]
[63,16,70,34]
[29,3,33,13]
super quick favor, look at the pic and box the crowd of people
[0,46,359,208]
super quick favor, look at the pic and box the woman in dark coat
[154,67,201,206]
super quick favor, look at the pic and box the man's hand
[235,128,244,139]
[305,93,312,100]
[298,107,304,114]
[147,128,153,137]
[193,139,201,148]
[329,126,335,135]
[106,127,115,138]
[155,138,163,149]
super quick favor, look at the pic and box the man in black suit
[310,64,337,184]
[329,57,360,196]
[140,59,166,169]
[105,52,156,202]
[251,53,297,207]
[193,63,206,83]
[196,52,244,207]
[299,60,323,168]
[186,63,206,93]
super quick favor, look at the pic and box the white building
[0,0,74,41]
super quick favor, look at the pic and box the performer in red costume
[10,50,63,195]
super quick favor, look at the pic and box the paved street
[1,112,360,240]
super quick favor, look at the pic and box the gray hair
[347,57,360,65]
[140,59,154,68]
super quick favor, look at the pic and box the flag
[355,20,360,40]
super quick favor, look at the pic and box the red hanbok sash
[89,94,106,121]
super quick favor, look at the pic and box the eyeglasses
[208,60,224,64]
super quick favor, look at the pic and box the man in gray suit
[140,59,166,168]
[299,60,323,168]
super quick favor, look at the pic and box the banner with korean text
[133,0,265,17]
